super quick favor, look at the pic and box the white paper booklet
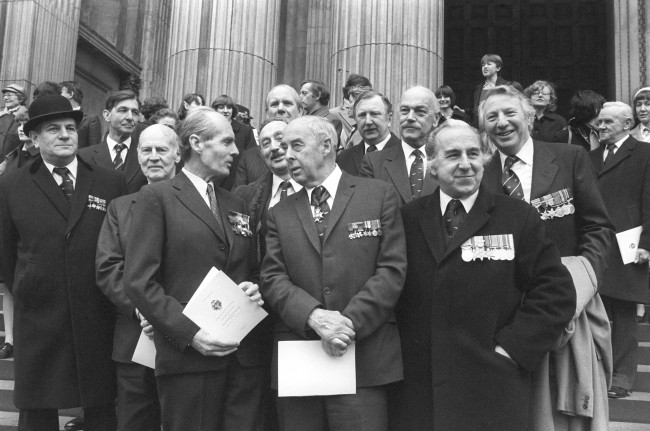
[278,340,356,397]
[182,267,268,342]
[132,331,156,369]
[616,226,643,265]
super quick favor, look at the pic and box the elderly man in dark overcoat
[395,120,576,431]
[0,95,126,430]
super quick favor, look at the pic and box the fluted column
[166,0,281,123]
[0,0,81,98]
[305,0,333,84]
[139,0,173,100]
[609,0,650,102]
[329,0,444,121]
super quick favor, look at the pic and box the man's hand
[240,281,264,307]
[190,329,239,357]
[321,338,349,357]
[635,248,650,265]
[307,308,356,346]
[140,318,154,339]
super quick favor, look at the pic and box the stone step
[633,365,650,392]
[639,342,650,366]
[638,323,650,343]
[610,421,650,430]
[609,391,650,424]
[0,361,13,381]
[0,410,77,430]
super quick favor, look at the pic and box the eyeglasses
[533,90,551,96]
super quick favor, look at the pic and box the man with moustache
[396,120,575,431]
[96,124,182,430]
[0,95,126,430]
[124,107,266,431]
[337,91,401,176]
[359,86,439,206]
[589,101,650,399]
[79,90,147,193]
[262,116,406,431]
[233,85,304,188]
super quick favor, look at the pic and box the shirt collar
[272,174,301,196]
[106,135,132,150]
[401,140,425,160]
[499,136,534,169]
[182,167,211,194]
[439,189,479,215]
[44,157,78,180]
[306,165,343,204]
[364,133,391,152]
[608,134,629,150]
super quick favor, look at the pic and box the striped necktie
[113,143,126,171]
[502,156,525,201]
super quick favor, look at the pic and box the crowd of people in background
[0,51,648,431]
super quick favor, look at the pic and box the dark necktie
[113,143,126,170]
[279,180,291,200]
[207,183,226,240]
[444,199,466,240]
[502,156,525,201]
[311,186,331,243]
[603,143,617,165]
[410,149,424,199]
[366,144,377,154]
[52,167,74,202]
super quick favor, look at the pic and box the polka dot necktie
[410,150,424,199]
[444,199,466,241]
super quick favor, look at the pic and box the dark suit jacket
[0,144,40,176]
[77,112,103,148]
[78,137,147,193]
[0,157,127,408]
[261,172,407,388]
[233,172,273,266]
[220,119,258,191]
[232,145,269,189]
[396,186,575,431]
[0,112,21,158]
[482,140,614,284]
[96,192,143,363]
[337,132,401,176]
[124,172,266,375]
[589,136,650,302]
[472,76,510,124]
[358,142,437,206]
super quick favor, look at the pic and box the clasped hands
[635,248,650,265]
[190,281,264,356]
[307,308,355,358]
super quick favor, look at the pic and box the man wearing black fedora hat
[0,95,127,430]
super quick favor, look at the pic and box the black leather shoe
[64,417,84,431]
[607,386,630,399]
[0,343,13,359]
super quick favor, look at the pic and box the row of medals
[461,234,515,262]
[531,190,575,221]
[348,220,382,239]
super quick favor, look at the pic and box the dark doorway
[444,0,608,119]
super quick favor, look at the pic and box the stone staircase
[609,318,650,430]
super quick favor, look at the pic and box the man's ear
[102,109,111,123]
[188,134,201,152]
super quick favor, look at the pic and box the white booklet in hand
[182,267,268,342]
[132,331,156,369]
[616,226,642,265]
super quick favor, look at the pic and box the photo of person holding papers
[124,107,268,431]
[261,116,407,431]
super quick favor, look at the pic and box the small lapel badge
[531,188,574,221]
[87,195,107,212]
[347,219,382,240]
[228,211,252,237]
[461,234,514,262]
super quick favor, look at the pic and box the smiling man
[359,85,439,206]
[395,120,575,431]
[79,90,147,193]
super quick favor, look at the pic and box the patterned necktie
[502,156,525,201]
[206,183,226,240]
[410,149,424,199]
[279,180,291,200]
[366,144,377,154]
[52,167,74,202]
[444,199,466,240]
[311,186,331,243]
[113,143,126,170]
[603,143,617,165]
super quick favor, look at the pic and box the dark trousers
[603,295,638,390]
[18,405,115,431]
[116,361,160,431]
[157,358,264,431]
[276,386,388,431]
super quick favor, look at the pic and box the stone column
[166,0,281,123]
[305,0,333,85]
[0,0,81,98]
[609,0,650,102]
[329,0,444,123]
[139,0,173,100]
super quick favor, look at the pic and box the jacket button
[323,287,331,294]
[219,244,226,250]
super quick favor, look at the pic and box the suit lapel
[530,140,558,199]
[484,154,504,195]
[123,142,140,184]
[383,145,412,203]
[352,144,364,175]
[418,192,446,264]
[95,139,113,166]
[323,173,354,244]
[292,189,321,254]
[598,136,634,175]
[30,160,70,220]
[216,187,236,247]
[174,173,228,244]
[66,159,94,233]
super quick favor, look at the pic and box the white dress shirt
[106,135,132,163]
[439,189,478,216]
[44,157,78,188]
[364,133,391,153]
[499,137,534,202]
[602,134,628,161]
[401,141,427,177]
[182,167,213,208]
[268,175,302,209]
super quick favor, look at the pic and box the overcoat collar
[593,135,636,176]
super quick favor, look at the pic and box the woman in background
[524,80,568,142]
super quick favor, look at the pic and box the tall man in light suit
[359,85,439,206]
[96,124,182,430]
[261,116,407,431]
[589,101,650,399]
[79,90,147,193]
[124,107,266,430]
[0,95,127,430]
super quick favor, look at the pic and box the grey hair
[139,123,181,152]
[478,85,535,133]
[177,106,221,161]
[426,119,492,173]
[265,84,304,114]
[602,101,634,124]
[288,116,337,159]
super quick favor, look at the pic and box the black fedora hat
[23,95,84,135]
